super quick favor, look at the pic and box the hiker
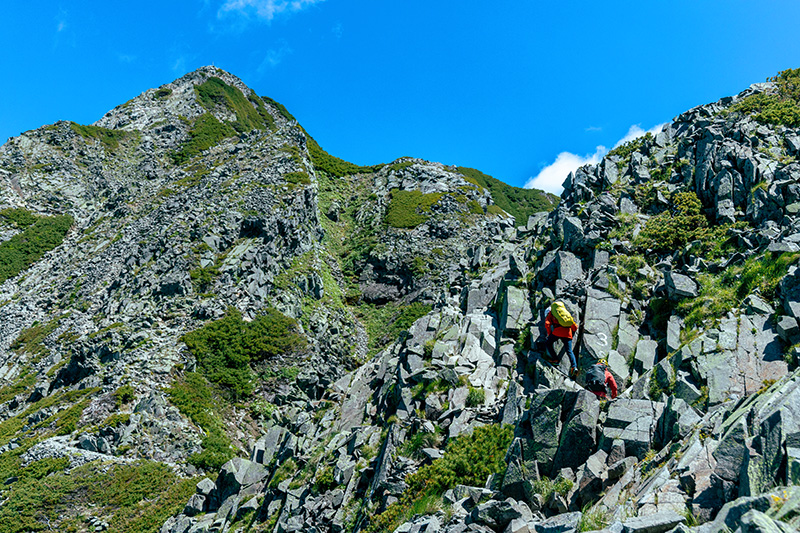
[585,358,618,400]
[543,301,578,378]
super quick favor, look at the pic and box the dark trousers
[546,333,577,368]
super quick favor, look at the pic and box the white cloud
[525,122,669,195]
[585,126,602,132]
[525,146,607,195]
[219,0,324,21]
[57,21,67,32]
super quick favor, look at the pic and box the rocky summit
[0,67,799,533]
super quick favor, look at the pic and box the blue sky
[2,1,799,193]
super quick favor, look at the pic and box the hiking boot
[569,367,579,379]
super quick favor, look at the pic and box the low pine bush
[368,424,513,532]
[181,307,306,397]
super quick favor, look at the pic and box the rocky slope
[1,66,800,533]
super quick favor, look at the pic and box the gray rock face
[556,251,583,283]
[665,272,698,299]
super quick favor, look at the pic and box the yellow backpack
[551,301,575,328]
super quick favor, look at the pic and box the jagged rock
[633,339,658,378]
[468,499,523,531]
[533,511,581,533]
[214,458,268,507]
[656,396,701,446]
[502,285,533,334]
[602,399,663,460]
[620,510,684,533]
[581,290,621,361]
[665,272,698,299]
[553,391,600,471]
[556,251,583,283]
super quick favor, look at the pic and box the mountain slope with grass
[0,66,557,532]
[1,67,800,533]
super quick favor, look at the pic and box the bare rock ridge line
[0,66,799,532]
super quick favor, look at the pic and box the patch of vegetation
[305,134,383,177]
[368,424,513,532]
[635,191,734,254]
[113,384,136,407]
[579,503,610,532]
[181,307,307,397]
[166,372,234,470]
[261,95,296,122]
[678,251,800,328]
[171,113,238,165]
[0,370,36,405]
[607,133,652,160]
[356,302,433,356]
[398,430,442,459]
[10,314,67,358]
[385,190,443,228]
[269,458,298,489]
[154,87,172,99]
[531,475,574,501]
[0,208,38,229]
[195,77,275,133]
[0,458,198,533]
[189,263,220,292]
[314,464,337,493]
[285,171,311,185]
[728,68,800,127]
[456,167,557,225]
[69,122,130,150]
[466,386,485,407]
[0,214,73,284]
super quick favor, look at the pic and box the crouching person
[586,358,618,400]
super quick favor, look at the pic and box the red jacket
[591,369,618,399]
[545,311,578,339]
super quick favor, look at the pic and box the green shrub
[0,214,73,284]
[532,475,574,501]
[113,384,136,407]
[728,68,800,127]
[607,133,652,160]
[369,424,513,532]
[69,122,129,150]
[0,458,198,533]
[166,372,234,470]
[285,171,311,185]
[261,95,297,122]
[314,465,337,493]
[678,251,800,328]
[305,134,382,177]
[0,208,38,229]
[181,307,306,397]
[399,431,442,459]
[189,264,220,291]
[155,87,172,99]
[457,167,557,225]
[269,458,298,489]
[171,113,237,165]
[466,386,485,407]
[10,315,65,357]
[385,190,442,228]
[578,503,610,532]
[635,191,725,252]
[195,76,275,133]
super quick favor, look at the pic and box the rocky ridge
[0,67,799,532]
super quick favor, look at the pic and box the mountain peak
[93,66,264,134]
